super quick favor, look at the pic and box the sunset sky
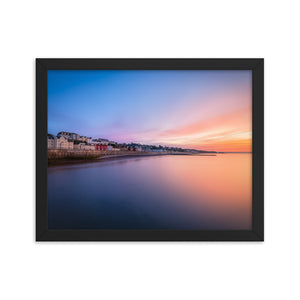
[48,70,252,152]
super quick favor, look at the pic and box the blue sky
[48,70,252,151]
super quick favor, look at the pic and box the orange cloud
[157,107,252,152]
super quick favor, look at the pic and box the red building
[95,144,108,151]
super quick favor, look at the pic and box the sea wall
[48,149,124,160]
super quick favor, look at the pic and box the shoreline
[48,152,217,167]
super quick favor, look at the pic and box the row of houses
[58,131,93,143]
[48,134,74,150]
[48,132,117,151]
[48,131,186,153]
[94,144,116,151]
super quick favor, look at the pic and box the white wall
[1,1,300,300]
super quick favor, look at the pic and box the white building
[71,133,80,140]
[48,134,73,149]
[84,144,95,150]
[47,134,57,149]
[79,136,89,142]
[92,138,109,145]
[58,131,80,141]
[56,136,73,149]
[74,143,95,150]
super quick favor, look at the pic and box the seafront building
[48,132,115,151]
[48,131,190,153]
[92,138,109,145]
[95,144,108,151]
[47,134,57,149]
[58,131,80,140]
[73,143,95,151]
[48,134,74,150]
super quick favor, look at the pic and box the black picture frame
[36,58,264,242]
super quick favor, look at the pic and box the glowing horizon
[48,70,252,152]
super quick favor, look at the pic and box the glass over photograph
[47,70,252,230]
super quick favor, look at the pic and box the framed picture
[36,59,264,241]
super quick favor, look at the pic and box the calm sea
[48,154,252,230]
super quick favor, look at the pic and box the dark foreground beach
[48,150,216,166]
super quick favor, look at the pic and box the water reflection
[48,154,252,230]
